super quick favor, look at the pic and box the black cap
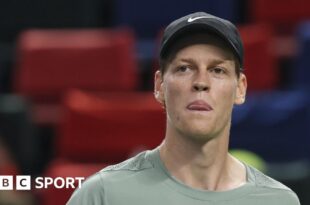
[159,12,243,67]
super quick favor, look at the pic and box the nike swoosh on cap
[187,16,212,22]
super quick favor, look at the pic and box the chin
[180,124,216,143]
[186,132,215,144]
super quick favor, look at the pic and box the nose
[193,81,209,91]
[192,72,210,92]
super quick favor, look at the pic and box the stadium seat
[238,24,279,91]
[113,0,240,38]
[40,161,105,205]
[14,29,138,102]
[57,90,165,163]
[13,29,138,124]
[230,90,310,162]
[250,0,310,32]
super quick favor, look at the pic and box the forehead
[166,33,235,63]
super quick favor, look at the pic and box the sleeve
[66,173,106,205]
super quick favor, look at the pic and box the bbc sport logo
[0,175,85,190]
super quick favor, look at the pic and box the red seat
[250,0,310,32]
[57,90,165,163]
[39,161,105,205]
[239,24,279,91]
[14,28,138,102]
[13,29,138,124]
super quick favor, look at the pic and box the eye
[210,67,226,75]
[176,65,190,73]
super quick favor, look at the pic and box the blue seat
[113,0,240,38]
[231,91,310,162]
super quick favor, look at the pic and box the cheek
[214,81,237,110]
[164,79,183,108]
[162,77,190,122]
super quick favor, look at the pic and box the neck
[159,124,246,191]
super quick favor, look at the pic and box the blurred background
[0,0,310,204]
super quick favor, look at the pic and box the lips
[187,100,213,111]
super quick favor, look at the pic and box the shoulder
[66,173,105,205]
[66,150,154,204]
[248,164,290,190]
[247,165,300,205]
[101,150,154,174]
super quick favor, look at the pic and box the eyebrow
[177,58,196,64]
[176,58,228,65]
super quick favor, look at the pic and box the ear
[154,70,165,105]
[234,73,247,105]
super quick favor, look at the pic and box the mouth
[186,100,213,112]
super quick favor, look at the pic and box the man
[67,12,300,205]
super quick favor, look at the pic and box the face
[155,34,247,143]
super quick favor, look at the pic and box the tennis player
[67,12,300,205]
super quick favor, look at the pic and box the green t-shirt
[67,148,300,205]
